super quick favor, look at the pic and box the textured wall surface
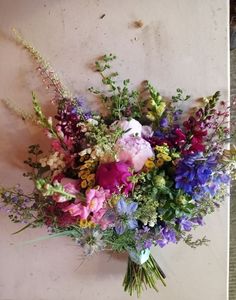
[0,1,228,300]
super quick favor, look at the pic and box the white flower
[111,118,143,138]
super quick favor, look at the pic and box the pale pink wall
[0,1,228,299]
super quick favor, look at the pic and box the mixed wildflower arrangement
[1,31,235,296]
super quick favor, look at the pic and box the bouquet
[1,31,235,297]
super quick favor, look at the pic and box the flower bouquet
[1,31,235,297]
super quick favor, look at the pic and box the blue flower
[175,153,218,197]
[115,198,138,235]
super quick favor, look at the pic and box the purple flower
[115,198,138,235]
[191,216,204,226]
[175,153,218,197]
[156,226,177,248]
[160,117,169,128]
[176,217,192,231]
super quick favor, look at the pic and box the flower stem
[122,254,166,297]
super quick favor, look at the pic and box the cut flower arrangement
[1,31,235,296]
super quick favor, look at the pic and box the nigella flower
[115,198,138,235]
[77,229,105,255]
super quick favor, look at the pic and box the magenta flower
[96,161,133,194]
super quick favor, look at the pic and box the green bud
[154,175,166,188]
[177,195,187,205]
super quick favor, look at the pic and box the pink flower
[52,178,80,203]
[91,208,113,230]
[96,161,133,194]
[62,187,110,221]
[116,136,154,172]
[111,118,142,138]
[86,188,109,213]
[62,202,90,219]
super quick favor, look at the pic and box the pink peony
[96,161,133,194]
[116,136,154,172]
[53,178,80,203]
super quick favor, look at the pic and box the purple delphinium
[115,198,138,235]
[155,226,177,248]
[176,217,192,231]
[175,153,218,197]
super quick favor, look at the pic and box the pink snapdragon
[62,187,110,224]
[52,178,80,203]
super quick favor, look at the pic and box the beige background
[0,1,228,300]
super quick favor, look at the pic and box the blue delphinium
[115,198,138,235]
[175,153,218,198]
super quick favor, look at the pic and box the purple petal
[115,222,125,235]
[127,202,138,215]
[128,219,138,229]
[117,198,127,214]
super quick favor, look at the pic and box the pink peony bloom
[111,118,142,138]
[116,136,154,172]
[53,178,80,203]
[96,161,133,194]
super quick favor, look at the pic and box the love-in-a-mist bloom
[115,198,138,235]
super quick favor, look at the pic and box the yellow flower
[146,112,155,121]
[155,144,169,154]
[81,180,88,189]
[79,219,88,228]
[157,153,171,161]
[155,102,166,117]
[145,159,155,169]
[156,158,164,167]
[79,170,90,179]
[87,173,95,182]
[87,220,96,229]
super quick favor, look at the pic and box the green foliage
[123,254,166,297]
[89,54,144,121]
[183,234,210,249]
[172,88,190,103]
[32,92,57,137]
[103,229,135,252]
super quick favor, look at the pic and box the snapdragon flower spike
[115,198,138,235]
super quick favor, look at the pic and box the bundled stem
[123,254,166,297]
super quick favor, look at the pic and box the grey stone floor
[230,49,236,300]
